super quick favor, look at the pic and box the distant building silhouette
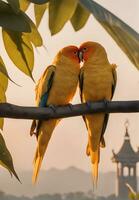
[112,120,139,199]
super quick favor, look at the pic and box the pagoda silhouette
[112,120,139,199]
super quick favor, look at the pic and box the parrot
[0,132,20,182]
[78,41,117,185]
[30,45,80,183]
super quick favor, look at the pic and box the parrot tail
[32,149,43,184]
[90,148,100,187]
[92,162,99,188]
[32,119,58,183]
[32,139,49,184]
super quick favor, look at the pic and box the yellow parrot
[78,41,117,185]
[0,132,20,182]
[30,45,80,183]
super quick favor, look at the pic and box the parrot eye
[74,51,78,55]
[83,47,87,52]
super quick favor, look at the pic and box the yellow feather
[32,119,58,183]
[91,161,99,187]
[32,155,43,184]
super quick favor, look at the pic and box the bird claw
[48,104,57,112]
[86,101,92,109]
[102,99,109,107]
[30,131,36,137]
[67,103,73,110]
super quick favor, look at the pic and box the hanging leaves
[2,29,34,80]
[34,3,48,27]
[0,132,20,182]
[79,0,139,70]
[0,86,6,130]
[7,0,20,13]
[24,16,43,47]
[0,0,43,82]
[0,56,9,130]
[0,56,20,87]
[0,56,10,85]
[0,87,6,104]
[71,3,90,31]
[0,0,31,32]
[0,58,8,92]
[49,0,78,35]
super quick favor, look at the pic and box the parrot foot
[67,103,73,110]
[103,99,109,108]
[48,104,57,112]
[86,101,92,109]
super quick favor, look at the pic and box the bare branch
[0,101,139,120]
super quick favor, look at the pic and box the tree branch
[0,101,139,120]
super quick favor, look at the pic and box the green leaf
[0,87,6,130]
[31,0,49,4]
[2,29,34,80]
[0,0,31,32]
[136,193,139,200]
[129,193,136,200]
[49,0,78,35]
[0,133,21,182]
[71,3,90,31]
[0,57,8,131]
[7,0,20,13]
[0,56,9,85]
[0,87,6,103]
[0,56,20,87]
[79,0,139,70]
[34,3,48,27]
[19,0,30,11]
[0,56,8,92]
[0,119,4,130]
[24,16,43,47]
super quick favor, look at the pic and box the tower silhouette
[112,120,139,199]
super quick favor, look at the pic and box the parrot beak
[78,50,83,63]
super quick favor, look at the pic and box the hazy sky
[0,0,139,175]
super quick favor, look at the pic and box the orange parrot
[78,41,117,185]
[30,46,80,183]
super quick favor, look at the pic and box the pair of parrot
[30,41,117,185]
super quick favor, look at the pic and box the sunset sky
[0,0,139,176]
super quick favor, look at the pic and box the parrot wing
[0,133,21,182]
[35,65,56,106]
[100,64,117,147]
[30,65,56,137]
